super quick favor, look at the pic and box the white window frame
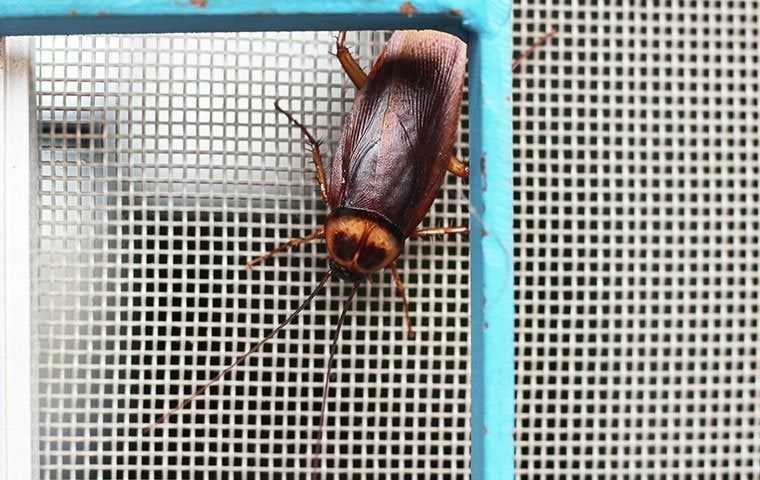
[0,37,35,480]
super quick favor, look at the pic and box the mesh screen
[513,1,760,478]
[33,32,470,478]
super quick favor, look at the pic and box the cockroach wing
[329,30,467,237]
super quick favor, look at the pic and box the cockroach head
[324,208,404,276]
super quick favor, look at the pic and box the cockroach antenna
[310,280,362,477]
[512,27,558,72]
[142,269,334,434]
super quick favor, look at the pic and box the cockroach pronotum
[144,28,557,474]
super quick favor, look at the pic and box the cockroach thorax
[325,207,404,276]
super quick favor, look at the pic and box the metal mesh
[513,1,760,478]
[33,32,470,478]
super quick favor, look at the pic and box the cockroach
[144,28,557,475]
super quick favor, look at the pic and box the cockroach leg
[512,27,558,73]
[389,262,415,340]
[410,225,469,239]
[311,281,362,477]
[447,155,469,178]
[274,100,329,203]
[336,31,368,90]
[245,227,325,271]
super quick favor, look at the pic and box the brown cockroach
[145,28,556,474]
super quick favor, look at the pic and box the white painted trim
[0,37,35,480]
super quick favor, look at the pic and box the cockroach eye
[356,244,388,271]
[333,231,359,261]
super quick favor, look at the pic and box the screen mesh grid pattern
[33,31,470,478]
[512,1,760,478]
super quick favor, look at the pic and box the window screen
[31,3,760,478]
[33,31,470,478]
[513,1,760,478]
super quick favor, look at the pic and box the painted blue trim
[468,8,515,479]
[0,14,465,37]
[0,1,505,37]
[1,1,514,478]
[1,0,460,17]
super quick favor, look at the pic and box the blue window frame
[0,1,514,478]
